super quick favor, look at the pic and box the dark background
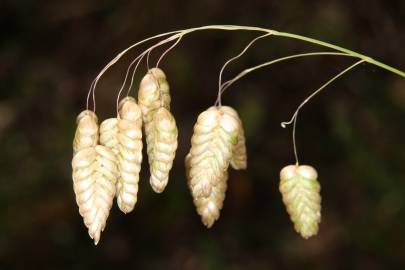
[1,0,404,269]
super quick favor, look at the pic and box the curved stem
[220,52,355,94]
[281,59,365,164]
[217,33,271,106]
[273,31,404,77]
[88,25,404,111]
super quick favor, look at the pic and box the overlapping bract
[138,68,177,192]
[187,106,246,227]
[73,110,99,153]
[138,67,171,128]
[72,111,118,245]
[185,153,228,228]
[279,165,321,239]
[100,118,119,151]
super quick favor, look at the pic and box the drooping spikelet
[138,68,170,160]
[187,106,240,227]
[185,153,228,228]
[279,165,321,239]
[73,110,98,153]
[148,107,178,193]
[98,97,143,213]
[72,145,118,245]
[115,97,143,213]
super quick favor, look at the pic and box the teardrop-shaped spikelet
[148,107,178,193]
[188,106,240,227]
[279,165,321,239]
[138,68,173,192]
[73,110,99,153]
[72,145,118,245]
[219,106,247,170]
[186,153,228,228]
[116,97,143,213]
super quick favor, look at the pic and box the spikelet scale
[73,110,98,153]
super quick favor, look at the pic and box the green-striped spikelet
[279,165,321,239]
[73,110,99,153]
[72,145,118,245]
[230,125,247,170]
[148,107,178,193]
[219,106,247,170]
[187,106,240,227]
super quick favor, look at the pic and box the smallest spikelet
[279,165,321,239]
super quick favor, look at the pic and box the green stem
[281,59,366,164]
[173,25,404,77]
[90,25,404,99]
[272,30,405,77]
[220,52,356,93]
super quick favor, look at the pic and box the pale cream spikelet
[138,68,172,182]
[279,164,321,239]
[72,145,118,245]
[73,110,99,153]
[148,107,178,193]
[115,97,143,213]
[219,106,247,170]
[188,106,240,200]
[185,153,228,228]
[99,118,119,153]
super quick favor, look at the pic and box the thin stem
[115,34,183,115]
[281,59,365,164]
[88,25,404,111]
[86,30,183,112]
[157,35,184,68]
[272,31,404,77]
[216,33,271,106]
[220,52,355,94]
